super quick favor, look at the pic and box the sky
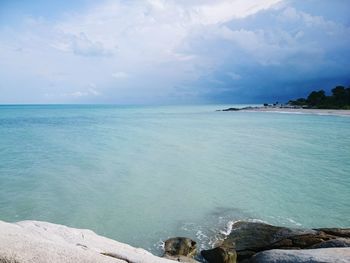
[0,0,350,104]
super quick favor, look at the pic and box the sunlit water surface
[0,105,349,254]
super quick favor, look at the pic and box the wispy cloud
[53,33,113,57]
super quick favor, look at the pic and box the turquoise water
[0,105,349,253]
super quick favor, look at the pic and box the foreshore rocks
[0,220,177,263]
[201,221,350,263]
[1,219,349,263]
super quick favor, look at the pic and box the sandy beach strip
[239,107,350,117]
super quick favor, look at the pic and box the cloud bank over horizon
[0,0,350,104]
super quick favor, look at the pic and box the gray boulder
[221,221,350,262]
[223,221,318,261]
[250,248,350,263]
[310,238,350,249]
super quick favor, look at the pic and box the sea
[0,104,349,254]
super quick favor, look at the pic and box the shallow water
[0,105,349,254]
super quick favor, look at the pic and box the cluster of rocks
[163,221,350,263]
[1,219,349,263]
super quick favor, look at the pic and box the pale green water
[0,105,349,253]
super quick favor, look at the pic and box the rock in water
[250,248,350,263]
[222,108,240,111]
[201,245,237,263]
[163,237,198,262]
[224,221,316,250]
[222,221,350,261]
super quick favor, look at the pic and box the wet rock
[163,237,197,262]
[201,244,237,263]
[221,221,350,261]
[222,221,313,260]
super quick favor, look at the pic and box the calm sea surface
[0,105,349,253]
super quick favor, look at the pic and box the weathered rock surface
[2,219,349,263]
[317,228,350,238]
[163,237,198,262]
[163,255,198,263]
[310,238,350,249]
[201,244,237,263]
[220,221,350,262]
[0,220,178,263]
[249,248,350,263]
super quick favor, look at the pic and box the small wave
[271,111,304,115]
[154,239,165,251]
[266,215,303,227]
[286,218,302,226]
[219,218,270,236]
[219,220,238,236]
[196,230,208,240]
[247,218,269,224]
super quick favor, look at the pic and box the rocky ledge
[165,221,350,263]
[0,220,175,263]
[1,220,349,263]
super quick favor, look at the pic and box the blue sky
[0,0,349,104]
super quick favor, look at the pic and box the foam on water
[220,220,238,236]
[0,104,349,255]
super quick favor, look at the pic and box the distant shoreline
[221,106,350,117]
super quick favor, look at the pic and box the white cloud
[70,33,113,57]
[1,0,349,103]
[192,0,282,24]
[52,32,113,57]
[51,0,283,63]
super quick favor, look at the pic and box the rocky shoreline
[219,106,350,117]
[1,220,349,263]
[163,221,350,263]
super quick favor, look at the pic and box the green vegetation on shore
[289,85,350,109]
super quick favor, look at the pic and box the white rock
[0,220,178,263]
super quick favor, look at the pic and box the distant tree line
[289,86,350,109]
